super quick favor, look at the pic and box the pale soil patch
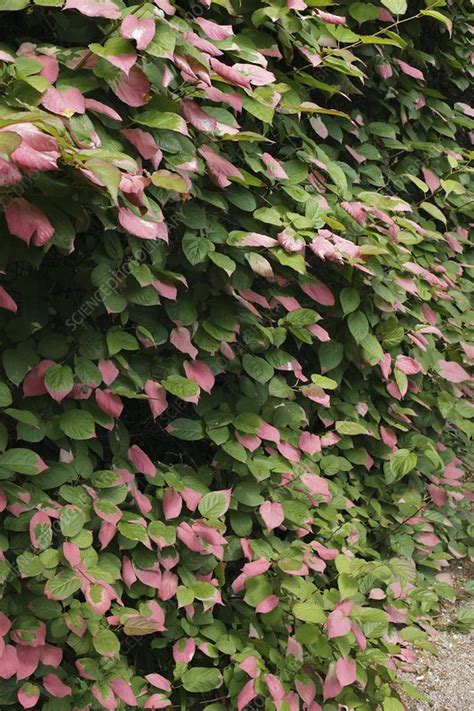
[400,561,473,710]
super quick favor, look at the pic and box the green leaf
[92,629,120,658]
[285,308,318,327]
[136,111,188,133]
[59,411,96,440]
[335,421,369,436]
[293,602,326,623]
[167,418,205,441]
[272,248,306,274]
[233,412,262,434]
[420,9,452,34]
[209,252,236,276]
[198,492,229,519]
[182,233,214,264]
[182,668,223,693]
[151,170,189,193]
[107,330,139,356]
[349,2,380,23]
[383,699,405,711]
[361,335,384,365]
[340,287,361,315]
[44,365,74,402]
[60,506,86,537]
[319,341,344,372]
[85,159,121,202]
[348,311,370,344]
[45,571,82,601]
[420,201,447,225]
[117,521,148,544]
[162,375,199,399]
[0,383,13,407]
[0,448,42,475]
[386,449,417,483]
[381,0,407,15]
[0,0,29,9]
[0,131,22,154]
[242,355,274,384]
[311,374,338,390]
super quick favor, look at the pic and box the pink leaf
[327,609,351,639]
[0,612,12,636]
[437,360,470,383]
[336,657,356,687]
[43,674,72,698]
[237,679,257,711]
[163,488,182,520]
[95,389,123,418]
[341,200,367,224]
[91,684,117,709]
[118,207,168,241]
[121,128,162,169]
[265,674,285,704]
[128,445,156,476]
[422,167,440,193]
[182,99,217,133]
[98,359,119,386]
[259,501,284,531]
[257,422,281,443]
[0,285,18,313]
[0,50,14,63]
[5,198,54,246]
[172,638,195,664]
[121,15,155,50]
[144,694,172,709]
[209,58,251,89]
[0,158,22,187]
[323,667,342,700]
[316,10,346,25]
[112,66,150,107]
[144,380,168,418]
[299,432,321,455]
[41,87,86,117]
[395,355,423,375]
[18,684,40,709]
[170,327,198,359]
[301,473,331,501]
[394,58,425,81]
[277,230,304,253]
[238,656,259,678]
[232,63,276,86]
[183,361,215,394]
[40,644,62,668]
[29,512,51,550]
[0,645,18,679]
[255,595,279,613]
[301,280,335,306]
[145,674,172,692]
[183,31,223,57]
[235,232,277,248]
[85,98,122,121]
[110,678,137,706]
[428,484,447,507]
[198,145,244,188]
[195,17,234,40]
[375,63,393,80]
[64,0,120,19]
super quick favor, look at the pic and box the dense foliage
[0,0,472,709]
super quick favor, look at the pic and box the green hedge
[0,0,472,709]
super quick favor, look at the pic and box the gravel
[400,562,474,710]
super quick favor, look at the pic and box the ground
[401,560,473,710]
